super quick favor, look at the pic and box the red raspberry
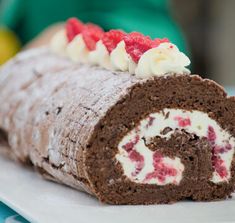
[82,23,104,51]
[153,152,163,164]
[129,150,144,176]
[66,18,84,42]
[212,155,228,178]
[145,160,177,183]
[124,32,153,63]
[207,125,216,142]
[174,116,191,127]
[152,38,169,47]
[146,116,155,128]
[122,135,139,152]
[102,30,126,53]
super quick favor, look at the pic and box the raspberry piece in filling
[82,23,104,51]
[212,155,228,178]
[145,152,177,183]
[129,150,144,176]
[66,18,84,42]
[123,32,153,63]
[208,126,229,179]
[122,136,144,176]
[174,116,191,127]
[102,30,126,53]
[207,125,216,143]
[122,135,140,152]
[146,116,155,128]
[214,144,232,154]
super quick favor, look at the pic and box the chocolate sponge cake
[0,18,235,204]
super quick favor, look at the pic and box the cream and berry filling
[50,18,190,77]
[116,109,235,185]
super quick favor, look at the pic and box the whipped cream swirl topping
[50,18,190,78]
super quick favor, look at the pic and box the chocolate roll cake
[0,18,235,204]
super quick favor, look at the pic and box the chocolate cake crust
[0,48,235,204]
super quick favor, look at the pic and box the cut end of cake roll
[84,74,235,204]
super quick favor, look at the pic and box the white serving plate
[1,155,235,223]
